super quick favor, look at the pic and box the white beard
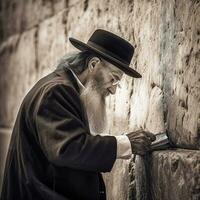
[80,79,107,135]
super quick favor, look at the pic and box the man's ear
[88,57,101,72]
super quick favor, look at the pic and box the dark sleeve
[34,84,117,172]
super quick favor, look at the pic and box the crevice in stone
[34,25,39,75]
[179,99,188,110]
[171,158,179,172]
[118,20,122,32]
[97,7,101,17]
[50,0,55,16]
[63,4,70,46]
[83,0,89,11]
[163,102,168,125]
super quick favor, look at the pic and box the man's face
[88,57,124,97]
[80,56,124,135]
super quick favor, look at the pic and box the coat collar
[68,69,86,91]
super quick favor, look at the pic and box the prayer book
[150,131,171,151]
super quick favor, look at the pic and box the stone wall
[0,0,199,199]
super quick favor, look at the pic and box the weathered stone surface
[0,28,37,126]
[150,149,200,200]
[0,0,68,43]
[103,159,131,200]
[0,0,24,42]
[127,0,200,149]
[37,10,68,78]
[53,0,67,14]
[146,86,165,134]
[135,155,151,200]
[161,1,200,149]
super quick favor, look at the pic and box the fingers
[130,139,151,156]
[142,137,152,147]
[128,131,155,143]
[127,129,156,156]
[143,131,156,142]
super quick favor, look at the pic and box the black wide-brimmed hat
[69,29,142,78]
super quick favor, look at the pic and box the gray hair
[56,51,99,74]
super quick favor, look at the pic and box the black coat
[1,68,117,200]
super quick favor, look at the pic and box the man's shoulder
[30,68,78,96]
[22,69,82,120]
[23,69,80,110]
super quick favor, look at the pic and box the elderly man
[1,29,155,200]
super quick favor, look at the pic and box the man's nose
[108,85,117,94]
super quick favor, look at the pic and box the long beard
[80,79,107,135]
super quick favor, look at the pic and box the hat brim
[69,37,142,78]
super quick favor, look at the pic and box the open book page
[150,132,171,151]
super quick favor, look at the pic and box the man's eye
[110,73,120,84]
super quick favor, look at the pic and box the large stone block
[103,159,131,200]
[150,149,200,200]
[37,10,68,78]
[0,28,37,126]
[0,0,24,43]
[0,0,68,43]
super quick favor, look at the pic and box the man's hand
[126,130,156,156]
